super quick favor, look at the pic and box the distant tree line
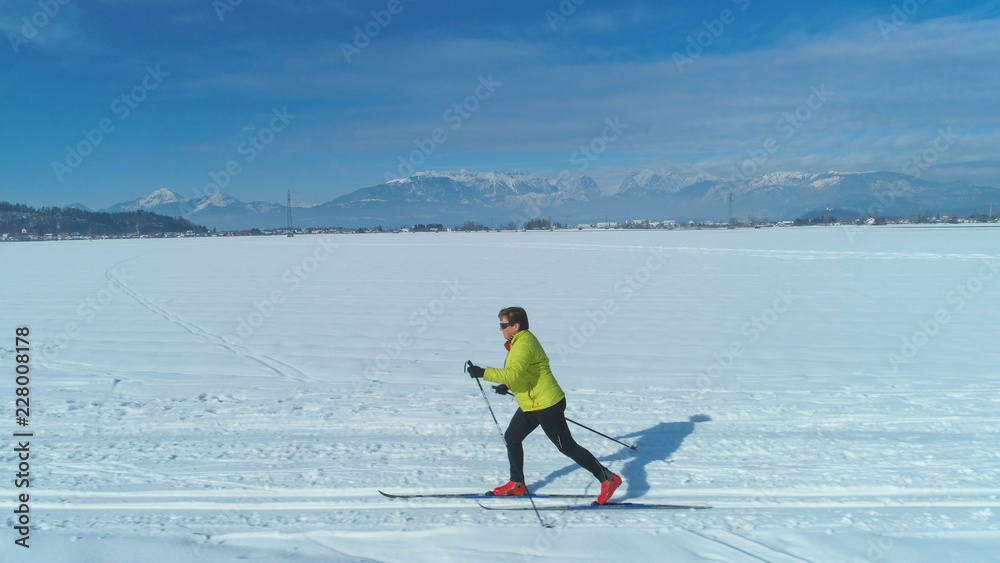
[453,218,565,231]
[0,202,208,236]
[459,220,486,231]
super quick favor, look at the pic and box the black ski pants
[504,398,608,484]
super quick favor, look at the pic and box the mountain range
[96,170,1000,230]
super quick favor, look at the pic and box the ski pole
[469,361,506,445]
[469,363,551,528]
[565,417,637,451]
[490,383,637,451]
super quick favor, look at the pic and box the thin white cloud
[1,0,97,52]
[38,9,997,195]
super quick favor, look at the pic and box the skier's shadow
[529,414,711,501]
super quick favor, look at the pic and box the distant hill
[97,170,1000,230]
[0,202,209,237]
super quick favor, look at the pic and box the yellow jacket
[484,330,565,412]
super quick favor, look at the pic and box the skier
[466,306,623,504]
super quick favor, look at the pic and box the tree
[459,220,485,231]
[524,218,551,230]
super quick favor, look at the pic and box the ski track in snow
[688,529,814,563]
[28,486,1000,511]
[103,261,320,384]
[2,229,999,562]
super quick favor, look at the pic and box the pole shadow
[529,414,711,501]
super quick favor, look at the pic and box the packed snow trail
[2,228,999,562]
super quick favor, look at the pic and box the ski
[379,490,591,500]
[478,501,711,511]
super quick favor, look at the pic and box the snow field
[1,226,999,562]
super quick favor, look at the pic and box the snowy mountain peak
[387,170,557,197]
[140,188,182,206]
[617,169,687,197]
[412,170,479,183]
[105,188,184,213]
[752,171,815,186]
[148,187,181,199]
[96,168,999,230]
[408,170,545,191]
[190,192,243,214]
[615,169,721,197]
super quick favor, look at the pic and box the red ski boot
[492,481,527,496]
[597,474,622,505]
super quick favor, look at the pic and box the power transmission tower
[287,190,294,237]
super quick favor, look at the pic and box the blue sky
[1,0,998,209]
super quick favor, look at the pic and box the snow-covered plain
[2,226,999,562]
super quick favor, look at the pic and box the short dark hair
[498,307,528,331]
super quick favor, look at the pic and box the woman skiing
[466,306,622,504]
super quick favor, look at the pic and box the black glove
[465,360,485,379]
[492,384,509,395]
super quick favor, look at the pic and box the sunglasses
[500,322,516,329]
